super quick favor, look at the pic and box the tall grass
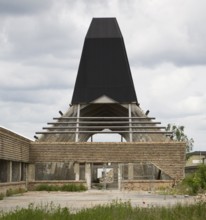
[0,188,26,200]
[5,188,26,197]
[0,194,4,200]
[0,203,70,220]
[35,183,87,192]
[0,201,206,220]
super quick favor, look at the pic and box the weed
[158,165,206,196]
[35,183,87,192]
[0,201,206,220]
[5,188,26,197]
[183,164,206,195]
[0,194,4,200]
[5,189,13,197]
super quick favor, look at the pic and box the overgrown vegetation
[35,183,87,192]
[0,188,26,200]
[0,194,4,200]
[182,164,206,194]
[5,188,26,197]
[161,164,206,196]
[0,201,206,220]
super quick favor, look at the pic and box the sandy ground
[0,190,195,213]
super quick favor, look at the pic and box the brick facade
[0,127,186,192]
[30,142,185,181]
[0,127,30,162]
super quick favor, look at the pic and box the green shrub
[35,183,87,192]
[0,193,4,200]
[61,184,76,191]
[5,188,26,197]
[61,183,87,192]
[6,189,13,197]
[79,183,87,191]
[183,164,206,195]
[158,165,206,196]
[196,164,206,188]
[35,184,59,191]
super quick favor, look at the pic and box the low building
[185,151,206,174]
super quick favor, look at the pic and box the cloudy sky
[0,0,205,151]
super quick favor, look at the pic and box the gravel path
[0,190,195,213]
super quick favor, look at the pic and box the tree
[166,124,194,153]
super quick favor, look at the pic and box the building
[185,151,206,174]
[0,18,186,193]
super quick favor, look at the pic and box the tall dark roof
[86,17,122,38]
[71,17,138,104]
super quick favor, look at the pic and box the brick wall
[121,180,174,191]
[0,127,30,162]
[30,142,185,181]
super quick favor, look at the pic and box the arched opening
[89,132,127,142]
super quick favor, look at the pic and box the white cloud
[123,0,206,66]
[177,95,205,115]
[0,0,52,15]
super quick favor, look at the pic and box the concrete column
[85,163,91,190]
[74,163,80,181]
[118,164,122,190]
[25,163,29,189]
[27,164,35,182]
[128,104,133,142]
[75,104,80,142]
[19,162,22,181]
[0,160,7,182]
[128,163,134,180]
[7,161,12,182]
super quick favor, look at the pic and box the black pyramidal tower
[37,17,170,143]
[72,18,138,104]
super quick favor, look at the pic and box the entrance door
[91,163,118,189]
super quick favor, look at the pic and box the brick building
[0,18,186,193]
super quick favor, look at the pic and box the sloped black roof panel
[71,18,138,104]
[86,17,122,38]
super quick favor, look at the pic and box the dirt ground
[0,190,195,213]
